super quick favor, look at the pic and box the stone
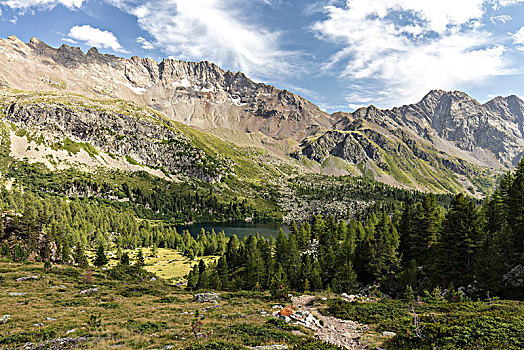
[193,292,220,303]
[65,329,76,334]
[9,292,27,296]
[165,346,174,350]
[382,331,396,337]
[16,276,38,282]
[34,323,44,327]
[79,287,98,295]
[1,315,11,324]
[503,264,524,287]
[248,346,289,350]
[279,315,291,323]
[19,337,89,349]
[46,317,57,321]
[272,305,283,309]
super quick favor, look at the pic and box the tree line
[188,160,524,300]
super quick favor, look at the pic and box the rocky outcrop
[1,93,229,182]
[193,292,221,303]
[0,36,333,140]
[1,36,523,194]
[296,90,524,193]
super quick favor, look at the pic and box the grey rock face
[3,99,229,183]
[299,90,524,178]
[503,264,524,287]
[193,292,220,303]
[0,37,334,140]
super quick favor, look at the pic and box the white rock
[79,288,98,295]
[382,331,396,337]
[16,276,38,282]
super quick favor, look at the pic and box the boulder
[16,276,38,282]
[382,331,396,337]
[503,264,524,287]
[79,287,98,295]
[249,346,288,350]
[0,315,10,324]
[193,292,220,303]
[9,292,27,296]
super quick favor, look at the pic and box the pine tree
[196,259,209,290]
[505,158,524,265]
[136,249,145,268]
[310,262,323,291]
[333,239,358,294]
[438,194,484,285]
[152,243,158,258]
[74,244,88,268]
[216,255,229,289]
[120,252,130,266]
[61,240,71,264]
[304,278,310,292]
[93,243,108,267]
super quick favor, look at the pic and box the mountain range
[1,35,523,201]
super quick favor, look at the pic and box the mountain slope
[296,90,524,194]
[1,36,523,196]
[0,36,333,140]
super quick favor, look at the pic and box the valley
[0,35,522,350]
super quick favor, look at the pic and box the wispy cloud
[136,36,154,50]
[490,14,513,24]
[66,25,129,53]
[512,26,524,50]
[493,0,524,8]
[0,0,84,12]
[106,0,293,79]
[312,0,511,107]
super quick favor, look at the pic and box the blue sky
[0,0,523,112]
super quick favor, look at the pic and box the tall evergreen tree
[438,194,484,286]
[93,243,108,267]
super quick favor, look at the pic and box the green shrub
[225,323,302,346]
[155,295,183,304]
[0,328,58,345]
[293,339,342,349]
[185,341,248,350]
[125,320,168,334]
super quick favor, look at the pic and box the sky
[0,0,523,112]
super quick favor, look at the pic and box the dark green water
[176,221,289,239]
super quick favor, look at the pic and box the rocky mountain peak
[0,36,332,140]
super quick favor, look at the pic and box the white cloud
[494,0,524,8]
[106,0,292,78]
[67,25,129,53]
[0,0,84,11]
[490,14,513,23]
[512,26,524,50]
[136,36,154,50]
[312,0,510,107]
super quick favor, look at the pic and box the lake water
[175,221,289,239]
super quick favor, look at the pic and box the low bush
[124,320,168,334]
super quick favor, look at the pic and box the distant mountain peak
[0,36,333,139]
